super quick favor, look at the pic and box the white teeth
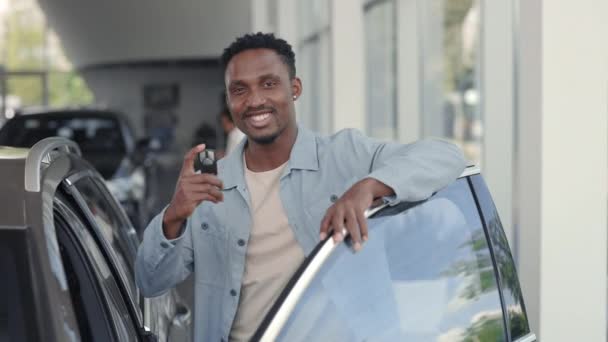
[251,113,270,122]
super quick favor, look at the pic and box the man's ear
[291,77,302,100]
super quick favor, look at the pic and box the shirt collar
[218,125,319,190]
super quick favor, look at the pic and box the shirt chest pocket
[304,176,359,230]
[192,210,229,287]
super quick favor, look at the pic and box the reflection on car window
[54,196,139,342]
[276,179,506,341]
[73,176,139,306]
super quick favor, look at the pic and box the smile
[245,111,273,128]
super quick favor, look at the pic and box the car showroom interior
[0,0,606,341]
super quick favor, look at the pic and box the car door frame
[254,166,537,342]
[61,169,144,328]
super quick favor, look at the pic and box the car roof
[13,108,123,120]
[0,146,30,160]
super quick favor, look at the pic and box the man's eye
[232,88,245,95]
[264,81,276,88]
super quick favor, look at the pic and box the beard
[249,124,286,145]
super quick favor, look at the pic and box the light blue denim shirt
[135,126,466,342]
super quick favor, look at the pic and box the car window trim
[467,177,512,341]
[514,333,537,342]
[255,203,388,341]
[54,203,116,341]
[62,174,144,327]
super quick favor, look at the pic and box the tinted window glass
[470,175,530,339]
[54,196,139,342]
[275,179,506,341]
[0,114,126,178]
[0,230,39,342]
[72,177,139,307]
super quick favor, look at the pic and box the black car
[0,108,157,231]
[0,137,190,342]
[252,166,536,342]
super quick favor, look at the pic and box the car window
[54,195,139,342]
[0,230,40,342]
[0,114,127,178]
[69,176,141,312]
[470,175,531,339]
[269,178,507,341]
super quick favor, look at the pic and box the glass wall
[296,0,332,134]
[419,0,482,165]
[364,0,397,141]
[0,0,93,123]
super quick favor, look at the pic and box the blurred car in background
[0,137,190,342]
[0,107,158,231]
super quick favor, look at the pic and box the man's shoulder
[316,127,366,146]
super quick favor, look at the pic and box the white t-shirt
[229,159,305,341]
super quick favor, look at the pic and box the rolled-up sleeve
[135,206,194,297]
[341,129,466,204]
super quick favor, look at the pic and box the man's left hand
[319,178,393,252]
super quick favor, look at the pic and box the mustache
[241,106,276,118]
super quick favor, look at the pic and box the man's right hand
[162,144,224,239]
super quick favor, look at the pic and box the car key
[194,149,217,175]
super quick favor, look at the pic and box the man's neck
[244,126,297,172]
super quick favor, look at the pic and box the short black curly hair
[221,32,296,79]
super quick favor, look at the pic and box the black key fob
[194,149,217,175]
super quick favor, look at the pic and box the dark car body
[0,138,190,342]
[0,108,155,230]
[253,167,537,342]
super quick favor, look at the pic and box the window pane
[48,71,94,107]
[54,197,139,341]
[421,0,482,166]
[297,0,330,39]
[364,0,397,140]
[6,74,45,107]
[2,0,46,70]
[73,177,139,306]
[276,179,506,341]
[297,33,332,134]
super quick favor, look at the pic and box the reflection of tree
[441,228,496,300]
[442,213,530,338]
[487,215,530,338]
[461,314,503,342]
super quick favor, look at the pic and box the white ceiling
[37,0,252,68]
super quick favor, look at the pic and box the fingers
[184,173,224,189]
[320,203,368,253]
[319,206,333,240]
[345,208,362,251]
[356,208,368,243]
[330,207,346,243]
[182,144,206,175]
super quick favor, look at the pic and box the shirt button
[201,222,209,230]
[230,289,237,297]
[238,239,246,247]
[160,241,169,248]
[330,194,339,202]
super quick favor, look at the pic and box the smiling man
[135,32,466,342]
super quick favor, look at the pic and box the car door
[62,169,190,341]
[53,192,141,341]
[255,177,512,341]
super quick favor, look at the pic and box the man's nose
[246,89,266,108]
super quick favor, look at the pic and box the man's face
[225,48,301,145]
